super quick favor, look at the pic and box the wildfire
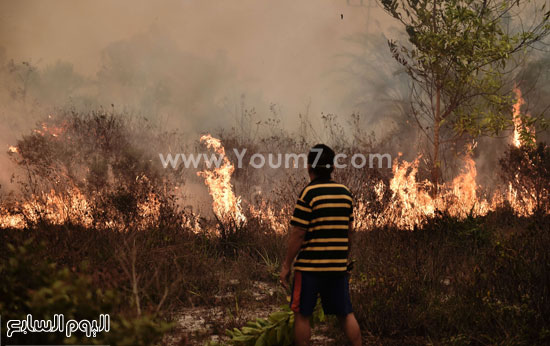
[249,201,289,234]
[0,188,93,229]
[372,149,489,230]
[1,88,546,233]
[512,85,535,148]
[197,134,246,228]
[0,185,166,231]
[507,85,537,215]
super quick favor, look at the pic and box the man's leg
[294,312,311,346]
[338,313,361,346]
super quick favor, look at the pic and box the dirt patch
[165,280,338,345]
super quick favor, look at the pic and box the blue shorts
[290,270,353,316]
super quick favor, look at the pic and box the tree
[380,0,550,193]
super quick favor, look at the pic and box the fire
[0,188,93,229]
[351,86,544,230]
[387,155,435,229]
[511,85,535,148]
[373,149,489,230]
[446,152,490,218]
[194,125,543,232]
[507,85,537,215]
[512,86,524,147]
[0,185,166,231]
[197,134,246,228]
[1,90,546,233]
[33,121,66,138]
[249,201,290,234]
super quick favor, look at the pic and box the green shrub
[0,239,172,345]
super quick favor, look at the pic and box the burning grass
[0,102,549,344]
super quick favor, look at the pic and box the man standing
[280,144,362,346]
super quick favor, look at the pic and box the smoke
[1,0,546,194]
[0,0,411,189]
[0,0,400,126]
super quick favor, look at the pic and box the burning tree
[380,0,550,192]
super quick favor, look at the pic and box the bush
[0,239,172,345]
[350,214,550,344]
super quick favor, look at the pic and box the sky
[0,0,398,130]
[0,0,408,190]
[0,0,548,195]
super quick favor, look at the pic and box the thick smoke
[0,0,548,193]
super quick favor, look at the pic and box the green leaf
[241,326,261,335]
[254,333,267,346]
[233,335,255,342]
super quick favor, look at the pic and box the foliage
[0,239,172,345]
[380,0,550,183]
[226,299,325,346]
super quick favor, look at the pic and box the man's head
[307,144,335,180]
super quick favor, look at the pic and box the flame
[512,85,535,148]
[197,134,246,228]
[351,86,543,230]
[359,148,491,230]
[512,86,524,147]
[249,201,290,234]
[0,188,93,229]
[507,85,537,215]
[0,185,166,230]
[387,156,435,229]
[33,121,66,138]
[183,212,203,234]
[446,152,489,218]
[1,103,546,233]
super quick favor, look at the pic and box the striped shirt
[290,178,354,272]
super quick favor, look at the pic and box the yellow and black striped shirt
[290,179,354,272]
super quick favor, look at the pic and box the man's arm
[347,221,356,273]
[279,225,307,289]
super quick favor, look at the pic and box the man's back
[281,144,361,346]
[290,178,353,273]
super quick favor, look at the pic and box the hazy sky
[0,0,398,125]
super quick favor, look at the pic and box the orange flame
[0,184,166,230]
[361,148,490,230]
[0,188,93,229]
[1,104,545,233]
[507,85,537,215]
[197,134,246,228]
[249,201,290,234]
[512,85,535,148]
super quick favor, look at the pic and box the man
[280,144,362,346]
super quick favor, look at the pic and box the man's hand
[280,225,306,290]
[279,264,291,289]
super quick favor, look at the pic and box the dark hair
[307,144,335,178]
